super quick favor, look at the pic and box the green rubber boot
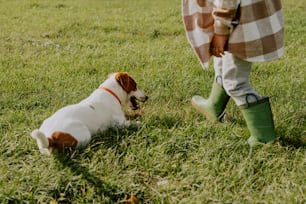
[192,81,230,121]
[240,96,277,146]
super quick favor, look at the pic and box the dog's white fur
[31,72,148,154]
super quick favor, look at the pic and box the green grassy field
[0,0,305,203]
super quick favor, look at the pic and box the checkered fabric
[182,0,284,69]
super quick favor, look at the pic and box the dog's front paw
[127,120,143,129]
[115,120,142,129]
[122,120,132,127]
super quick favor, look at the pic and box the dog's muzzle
[130,95,148,110]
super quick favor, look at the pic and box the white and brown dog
[31,72,148,154]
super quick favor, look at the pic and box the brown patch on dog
[115,72,137,93]
[48,132,78,151]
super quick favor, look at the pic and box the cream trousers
[213,52,261,106]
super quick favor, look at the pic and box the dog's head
[114,72,148,110]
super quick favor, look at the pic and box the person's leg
[222,52,260,105]
[191,57,230,121]
[222,52,277,146]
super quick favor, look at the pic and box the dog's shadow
[51,115,183,202]
[52,125,141,202]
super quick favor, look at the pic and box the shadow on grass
[277,126,306,148]
[49,115,181,202]
[51,125,141,203]
[214,112,305,148]
[53,153,122,202]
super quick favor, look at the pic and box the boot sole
[191,100,219,121]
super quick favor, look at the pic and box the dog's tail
[31,129,51,155]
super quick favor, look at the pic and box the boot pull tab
[215,75,223,87]
[245,93,259,107]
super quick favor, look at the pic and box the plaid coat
[182,0,284,68]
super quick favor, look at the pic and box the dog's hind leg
[49,132,78,151]
[31,129,51,155]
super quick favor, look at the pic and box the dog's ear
[115,72,137,93]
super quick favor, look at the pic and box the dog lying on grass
[31,72,148,154]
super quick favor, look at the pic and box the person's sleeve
[211,0,240,35]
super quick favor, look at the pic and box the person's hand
[210,34,229,57]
